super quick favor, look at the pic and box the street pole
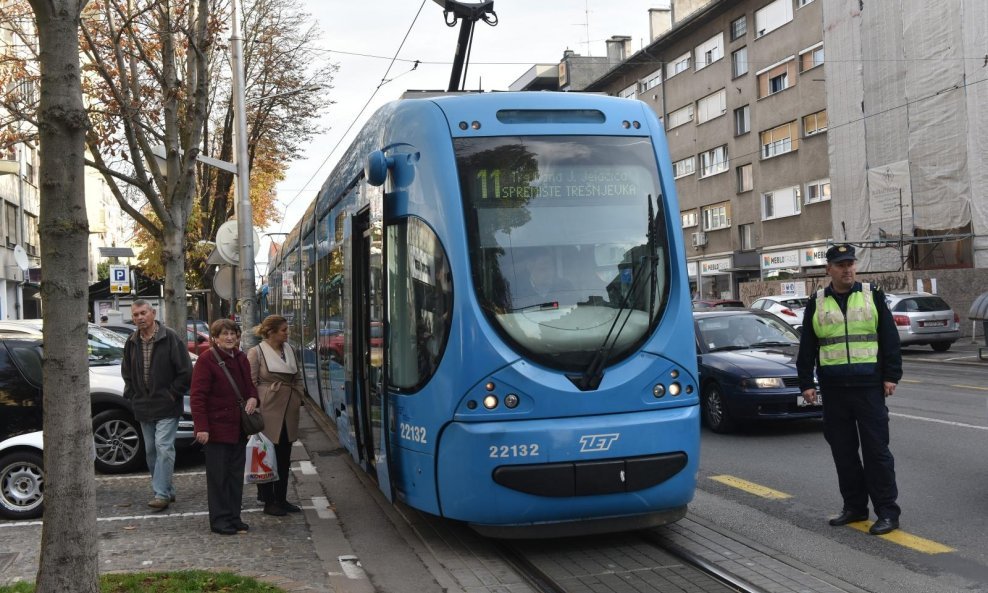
[230,2,258,344]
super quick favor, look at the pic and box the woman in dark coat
[191,319,259,535]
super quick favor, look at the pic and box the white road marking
[338,555,367,580]
[310,496,336,519]
[96,470,206,481]
[295,460,317,475]
[891,412,988,431]
[0,505,320,529]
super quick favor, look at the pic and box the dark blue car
[694,309,822,433]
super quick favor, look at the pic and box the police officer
[796,244,903,535]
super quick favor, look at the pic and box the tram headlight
[653,384,665,398]
[483,394,498,409]
[669,382,681,396]
[504,393,519,408]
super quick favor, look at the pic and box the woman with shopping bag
[190,319,259,535]
[248,315,306,517]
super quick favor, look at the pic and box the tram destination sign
[471,165,646,204]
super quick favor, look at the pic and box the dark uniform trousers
[822,384,900,520]
[204,440,247,530]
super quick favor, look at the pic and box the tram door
[352,209,393,500]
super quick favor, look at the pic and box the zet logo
[578,433,619,453]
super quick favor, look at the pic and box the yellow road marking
[900,379,921,384]
[709,475,791,499]
[950,384,988,391]
[847,522,955,554]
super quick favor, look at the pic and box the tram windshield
[456,135,671,372]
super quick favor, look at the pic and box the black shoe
[869,517,899,535]
[829,510,869,526]
[280,501,302,513]
[234,521,249,532]
[263,502,287,516]
[211,526,237,536]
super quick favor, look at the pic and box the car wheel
[702,383,735,433]
[0,450,44,520]
[930,342,951,352]
[92,409,145,473]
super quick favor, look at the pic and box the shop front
[698,256,733,300]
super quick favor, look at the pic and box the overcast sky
[259,0,669,265]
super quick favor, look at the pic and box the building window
[760,121,799,158]
[805,179,831,204]
[667,52,691,79]
[736,163,753,193]
[762,186,801,220]
[734,105,750,135]
[731,15,747,40]
[699,145,729,179]
[755,0,793,38]
[739,223,754,251]
[682,210,699,228]
[757,57,796,98]
[667,104,694,129]
[803,109,828,136]
[641,68,662,92]
[694,33,724,71]
[800,43,824,72]
[5,202,17,247]
[619,83,637,99]
[732,46,748,77]
[702,203,731,231]
[797,0,816,7]
[673,156,696,179]
[26,214,39,256]
[697,89,726,124]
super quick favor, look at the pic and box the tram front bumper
[435,405,699,526]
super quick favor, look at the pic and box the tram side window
[387,217,453,392]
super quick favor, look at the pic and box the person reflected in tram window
[796,244,903,536]
[248,315,305,517]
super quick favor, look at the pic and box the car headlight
[741,377,784,389]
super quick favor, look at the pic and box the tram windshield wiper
[510,301,559,312]
[568,195,658,392]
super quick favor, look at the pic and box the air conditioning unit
[691,232,708,248]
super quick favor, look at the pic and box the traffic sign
[110,265,130,294]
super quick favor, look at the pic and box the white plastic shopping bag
[244,432,279,484]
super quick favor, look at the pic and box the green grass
[0,571,285,593]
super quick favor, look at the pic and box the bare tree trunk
[26,0,99,592]
[162,213,187,331]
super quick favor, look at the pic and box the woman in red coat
[190,319,259,535]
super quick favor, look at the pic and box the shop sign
[700,257,732,275]
[761,250,799,271]
[803,246,827,266]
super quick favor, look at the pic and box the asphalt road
[697,353,988,591]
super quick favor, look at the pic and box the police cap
[826,244,857,263]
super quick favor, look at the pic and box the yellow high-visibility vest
[812,283,879,367]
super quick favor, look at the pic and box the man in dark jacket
[797,244,903,535]
[121,299,192,511]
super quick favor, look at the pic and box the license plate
[921,320,948,327]
[797,394,822,407]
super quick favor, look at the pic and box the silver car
[885,292,960,351]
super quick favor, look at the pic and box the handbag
[211,347,265,435]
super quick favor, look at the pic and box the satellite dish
[214,220,261,266]
[13,245,29,271]
[213,265,236,300]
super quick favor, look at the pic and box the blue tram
[266,92,699,537]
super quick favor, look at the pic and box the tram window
[387,217,453,392]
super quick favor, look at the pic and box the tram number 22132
[399,422,428,444]
[489,444,540,459]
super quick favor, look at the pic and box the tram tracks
[494,528,767,593]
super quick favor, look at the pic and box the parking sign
[110,265,130,294]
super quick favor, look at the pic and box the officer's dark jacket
[121,321,193,422]
[796,282,902,390]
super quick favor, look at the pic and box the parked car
[885,292,960,351]
[0,431,44,520]
[692,299,744,309]
[185,319,211,356]
[694,309,822,433]
[101,321,136,337]
[0,322,196,473]
[750,295,809,328]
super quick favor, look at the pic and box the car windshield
[697,314,799,351]
[893,296,950,312]
[88,325,127,366]
[457,135,670,371]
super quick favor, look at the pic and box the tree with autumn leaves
[0,0,333,330]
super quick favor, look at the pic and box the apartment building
[582,0,831,300]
